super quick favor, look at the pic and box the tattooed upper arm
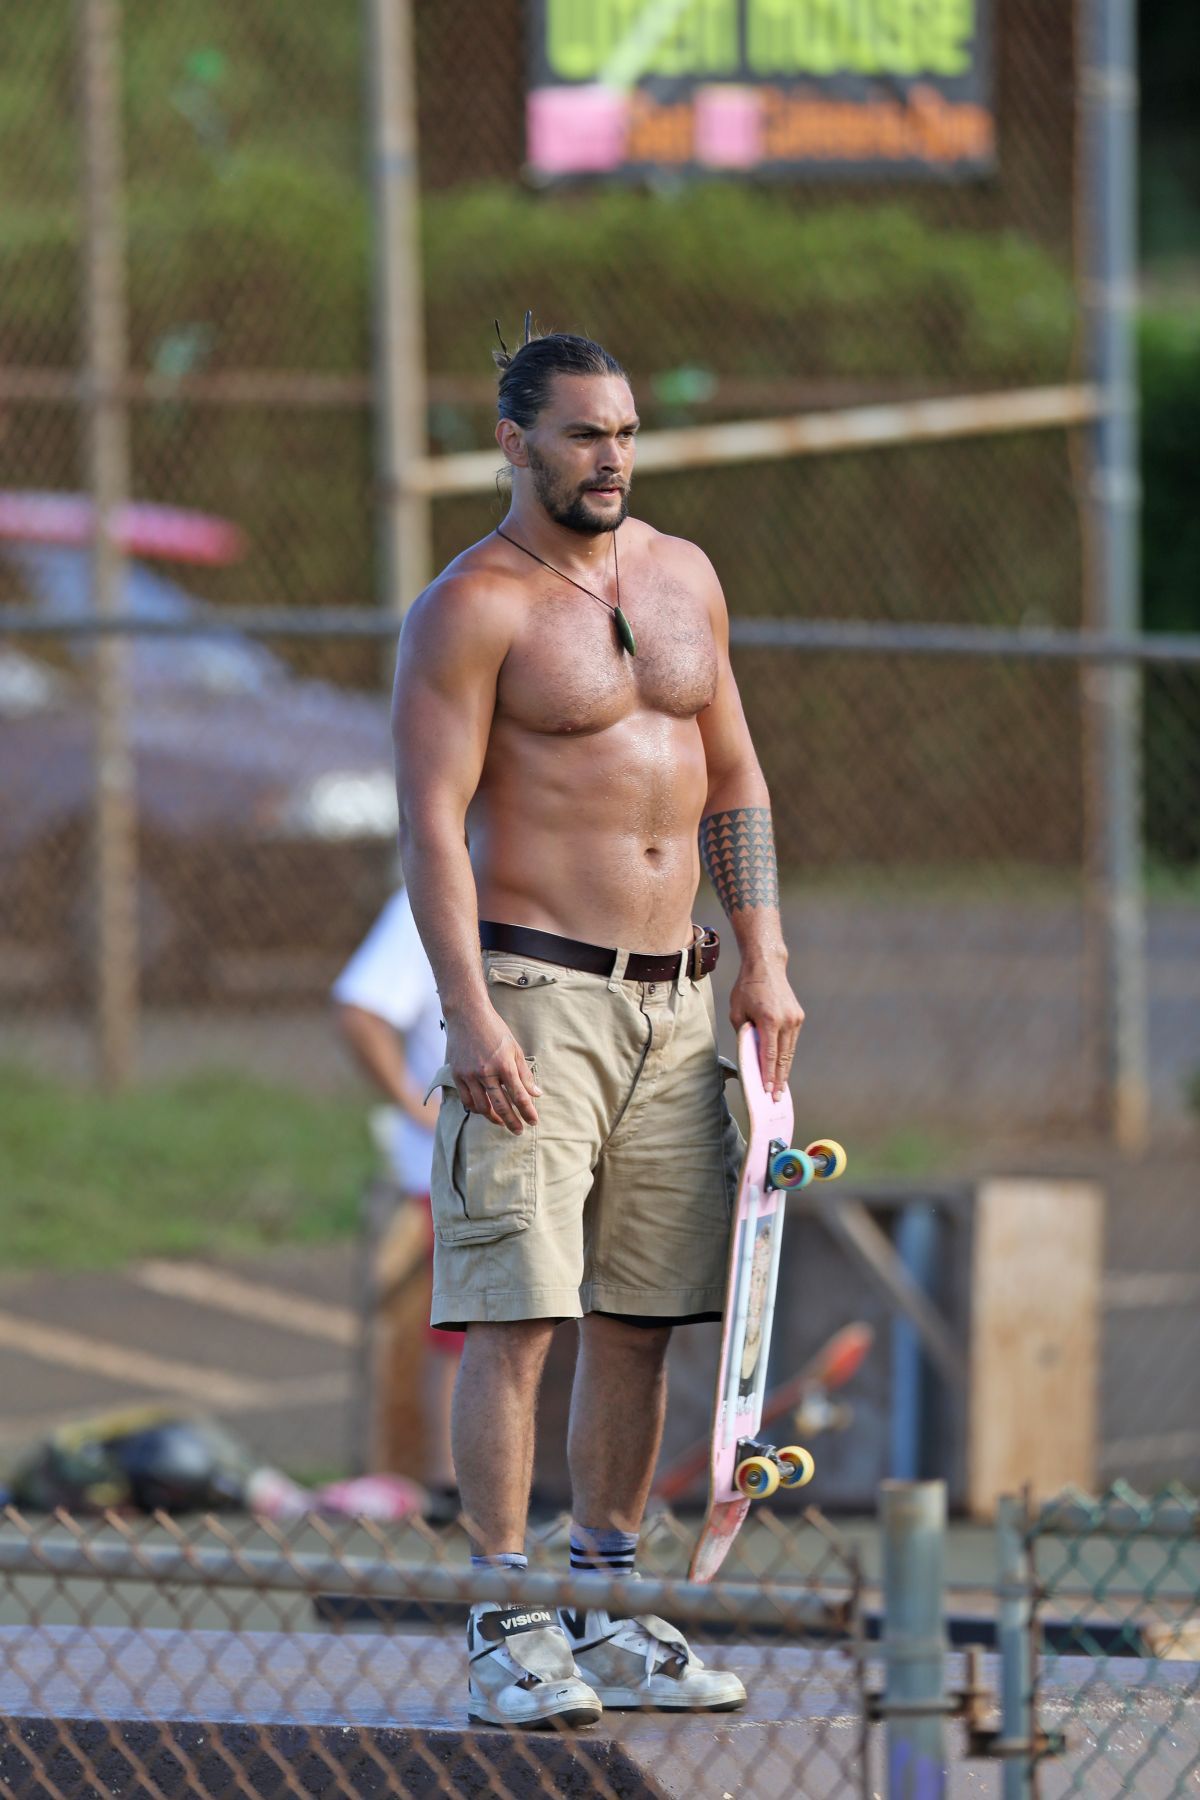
[699,806,780,914]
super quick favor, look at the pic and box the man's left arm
[692,551,804,1098]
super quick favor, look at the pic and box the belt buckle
[690,925,719,980]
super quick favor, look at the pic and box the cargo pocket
[427,1063,539,1247]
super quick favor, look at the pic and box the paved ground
[0,1245,362,1482]
[0,1142,1198,1496]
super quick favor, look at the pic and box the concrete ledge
[4,1625,1197,1797]
[0,1624,859,1799]
[0,1715,664,1800]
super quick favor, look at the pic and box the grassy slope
[0,1056,974,1273]
[0,1065,372,1270]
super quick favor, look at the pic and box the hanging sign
[527,0,994,180]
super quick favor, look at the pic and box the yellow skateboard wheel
[775,1445,816,1489]
[734,1454,779,1499]
[805,1139,847,1181]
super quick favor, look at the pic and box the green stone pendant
[615,605,637,656]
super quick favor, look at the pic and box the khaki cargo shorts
[427,949,744,1330]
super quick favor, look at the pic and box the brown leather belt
[479,920,720,985]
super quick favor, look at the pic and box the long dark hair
[493,317,627,428]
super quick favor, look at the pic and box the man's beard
[529,447,630,534]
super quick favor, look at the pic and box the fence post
[996,1494,1034,1798]
[881,1479,947,1798]
[80,0,139,1088]
[366,0,431,618]
[1080,0,1146,1150]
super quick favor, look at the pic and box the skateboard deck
[688,1024,846,1583]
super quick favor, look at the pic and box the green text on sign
[543,0,978,84]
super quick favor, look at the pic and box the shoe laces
[609,1612,693,1682]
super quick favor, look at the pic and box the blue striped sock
[471,1552,528,1573]
[569,1525,638,1576]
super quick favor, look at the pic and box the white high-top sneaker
[466,1602,602,1729]
[557,1594,747,1711]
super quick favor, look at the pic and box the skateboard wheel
[775,1445,816,1489]
[768,1148,814,1191]
[805,1139,847,1181]
[734,1455,779,1499]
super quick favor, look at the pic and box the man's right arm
[391,576,540,1135]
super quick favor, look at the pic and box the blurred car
[0,496,397,1001]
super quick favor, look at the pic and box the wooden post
[80,0,138,1088]
[366,0,431,617]
[966,1180,1103,1512]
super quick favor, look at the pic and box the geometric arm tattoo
[699,806,781,914]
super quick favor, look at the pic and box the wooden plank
[365,1182,431,1478]
[967,1179,1103,1515]
[408,384,1102,496]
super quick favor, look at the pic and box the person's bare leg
[567,1313,672,1532]
[452,1319,557,1553]
[561,1314,746,1712]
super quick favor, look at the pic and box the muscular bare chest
[497,572,718,736]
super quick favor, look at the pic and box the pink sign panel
[526,84,630,174]
[694,86,763,169]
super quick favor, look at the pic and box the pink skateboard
[688,1024,846,1583]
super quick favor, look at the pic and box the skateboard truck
[766,1137,848,1192]
[733,1435,816,1500]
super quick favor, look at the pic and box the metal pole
[366,0,431,616]
[996,1494,1034,1799]
[80,0,138,1088]
[881,1479,947,1798]
[0,1534,849,1634]
[890,1204,938,1481]
[1081,0,1146,1149]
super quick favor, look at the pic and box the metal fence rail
[4,607,1200,664]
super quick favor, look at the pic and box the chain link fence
[3,3,1194,1114]
[3,9,1199,1794]
[1,608,1199,1482]
[1002,1487,1200,1797]
[6,1478,1200,1797]
[0,1503,869,1800]
[1,0,1198,1593]
[3,613,1197,1120]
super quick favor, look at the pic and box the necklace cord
[495,524,619,616]
[495,526,637,656]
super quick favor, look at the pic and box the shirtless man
[392,329,804,1729]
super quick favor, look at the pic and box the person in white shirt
[332,888,461,1511]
